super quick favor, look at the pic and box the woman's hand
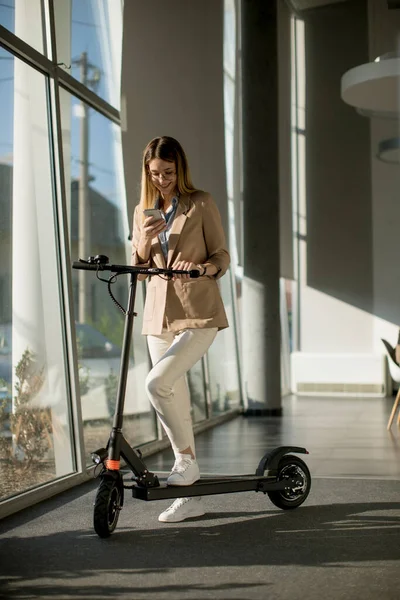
[172,259,200,280]
[141,216,166,242]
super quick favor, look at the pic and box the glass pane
[0,52,75,502]
[223,0,235,79]
[60,89,157,463]
[0,0,44,54]
[54,0,123,109]
[207,271,241,414]
[124,283,157,448]
[280,278,292,396]
[188,361,207,424]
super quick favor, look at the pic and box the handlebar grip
[72,261,103,271]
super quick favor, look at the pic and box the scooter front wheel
[93,475,123,537]
[267,455,311,510]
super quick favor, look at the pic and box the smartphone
[143,208,165,221]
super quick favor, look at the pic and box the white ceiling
[287,0,348,11]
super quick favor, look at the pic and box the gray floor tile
[145,394,400,480]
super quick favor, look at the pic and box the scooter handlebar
[72,260,200,278]
[72,261,100,271]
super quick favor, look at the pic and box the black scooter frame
[73,258,309,506]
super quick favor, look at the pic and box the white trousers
[146,328,218,457]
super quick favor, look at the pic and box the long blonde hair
[140,137,199,212]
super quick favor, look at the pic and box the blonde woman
[131,136,230,522]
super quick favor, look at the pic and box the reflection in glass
[207,272,240,414]
[290,16,306,354]
[54,0,123,109]
[224,0,240,266]
[214,0,241,416]
[0,52,75,502]
[187,361,207,424]
[280,278,292,396]
[60,89,157,462]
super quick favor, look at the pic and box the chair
[381,339,400,430]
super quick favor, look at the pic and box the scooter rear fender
[255,446,309,476]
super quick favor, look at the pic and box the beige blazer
[131,191,230,335]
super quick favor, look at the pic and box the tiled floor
[145,394,400,480]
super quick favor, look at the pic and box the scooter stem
[108,271,138,460]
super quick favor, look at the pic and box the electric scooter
[72,255,311,538]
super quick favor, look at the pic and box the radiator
[291,352,388,397]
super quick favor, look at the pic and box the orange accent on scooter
[106,459,120,470]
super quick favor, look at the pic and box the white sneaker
[167,453,200,486]
[158,497,205,523]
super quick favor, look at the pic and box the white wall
[295,0,400,365]
[369,0,400,352]
[120,0,228,234]
[298,0,373,356]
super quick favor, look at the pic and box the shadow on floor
[1,498,399,598]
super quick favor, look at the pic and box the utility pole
[72,51,101,323]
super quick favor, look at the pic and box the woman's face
[148,158,177,197]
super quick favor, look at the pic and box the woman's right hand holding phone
[136,213,166,264]
[142,215,166,242]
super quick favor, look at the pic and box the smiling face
[148,158,177,199]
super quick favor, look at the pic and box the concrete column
[241,0,281,414]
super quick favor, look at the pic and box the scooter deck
[130,473,295,501]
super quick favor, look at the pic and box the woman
[131,136,230,523]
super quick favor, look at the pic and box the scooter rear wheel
[93,476,123,537]
[267,455,311,510]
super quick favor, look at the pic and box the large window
[0,0,127,510]
[0,0,243,516]
[0,51,75,502]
